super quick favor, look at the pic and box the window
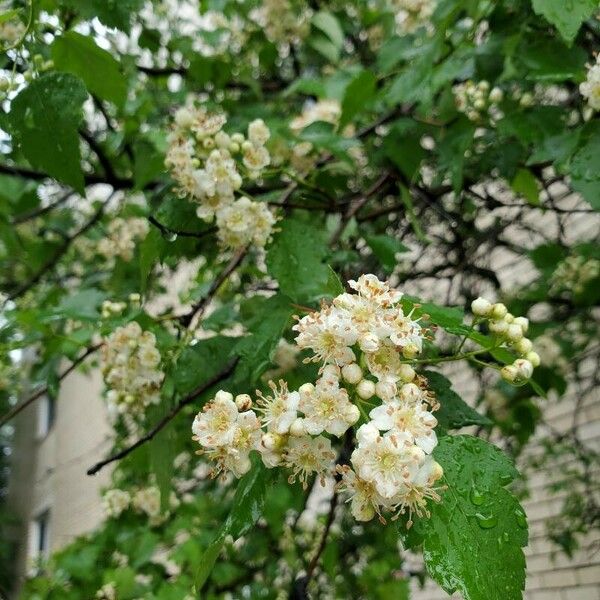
[36,394,56,438]
[29,509,51,565]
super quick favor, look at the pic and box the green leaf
[174,336,238,395]
[517,37,586,81]
[365,234,408,273]
[339,70,377,129]
[570,125,600,210]
[51,288,106,321]
[531,0,597,43]
[410,435,528,600]
[424,371,491,430]
[510,169,540,206]
[63,0,144,32]
[8,73,87,192]
[149,426,174,512]
[51,32,127,106]
[267,216,331,303]
[234,294,294,385]
[312,11,344,49]
[194,460,273,591]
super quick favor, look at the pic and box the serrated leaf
[409,435,528,600]
[51,31,127,106]
[531,0,597,43]
[339,70,377,129]
[365,234,408,273]
[63,0,144,32]
[425,371,491,430]
[8,73,87,192]
[194,460,273,591]
[175,336,238,395]
[51,288,106,321]
[266,216,331,302]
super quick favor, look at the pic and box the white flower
[242,143,270,171]
[299,374,359,437]
[364,341,403,382]
[133,486,161,518]
[283,435,335,488]
[97,217,149,262]
[337,465,390,522]
[256,380,299,434]
[248,118,270,146]
[216,197,276,249]
[290,99,341,131]
[103,489,130,518]
[369,400,438,454]
[392,457,444,527]
[192,395,239,447]
[352,431,422,499]
[348,274,403,307]
[580,56,600,111]
[293,305,358,366]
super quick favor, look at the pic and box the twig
[86,358,238,475]
[148,215,217,239]
[0,344,101,427]
[11,191,74,225]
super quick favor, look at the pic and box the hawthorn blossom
[256,380,299,434]
[283,435,335,488]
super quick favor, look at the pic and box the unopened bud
[506,323,524,342]
[501,365,518,383]
[375,380,396,401]
[491,303,507,320]
[526,351,540,368]
[489,320,508,335]
[471,297,492,317]
[514,338,533,355]
[356,379,375,400]
[341,363,363,385]
[513,316,529,333]
[402,344,419,359]
[298,382,315,395]
[398,364,416,382]
[514,359,533,380]
[235,394,252,411]
[289,418,306,437]
[215,390,234,404]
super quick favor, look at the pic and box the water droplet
[514,509,527,529]
[476,513,497,529]
[470,487,485,506]
[164,232,178,242]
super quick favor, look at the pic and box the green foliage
[8,73,87,192]
[408,435,528,600]
[531,0,598,43]
[51,32,127,106]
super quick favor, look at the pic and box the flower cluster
[471,298,540,384]
[251,0,311,48]
[550,255,600,296]
[192,275,444,525]
[97,217,149,262]
[165,105,276,249]
[580,54,600,112]
[103,485,177,524]
[453,80,503,122]
[391,0,435,34]
[101,322,163,419]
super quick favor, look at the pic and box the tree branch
[86,357,239,475]
[0,343,101,427]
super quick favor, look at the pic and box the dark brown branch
[86,357,238,475]
[0,344,101,427]
[11,191,74,224]
[147,215,217,239]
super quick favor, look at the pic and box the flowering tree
[1,0,599,599]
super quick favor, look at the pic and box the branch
[6,200,108,301]
[179,246,248,329]
[11,191,74,224]
[86,357,239,475]
[147,215,217,239]
[0,344,101,428]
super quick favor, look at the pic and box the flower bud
[289,418,306,437]
[489,319,508,335]
[471,297,492,317]
[526,351,540,368]
[356,379,375,400]
[321,364,341,382]
[514,359,533,380]
[506,323,524,342]
[491,303,507,320]
[514,338,533,355]
[398,364,416,382]
[501,365,518,383]
[231,133,245,144]
[402,343,419,359]
[345,403,360,424]
[504,313,515,324]
[489,87,503,103]
[358,332,379,353]
[342,363,363,385]
[513,316,529,333]
[298,382,314,395]
[215,390,234,404]
[241,140,253,152]
[399,382,421,403]
[235,394,252,411]
[261,432,282,451]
